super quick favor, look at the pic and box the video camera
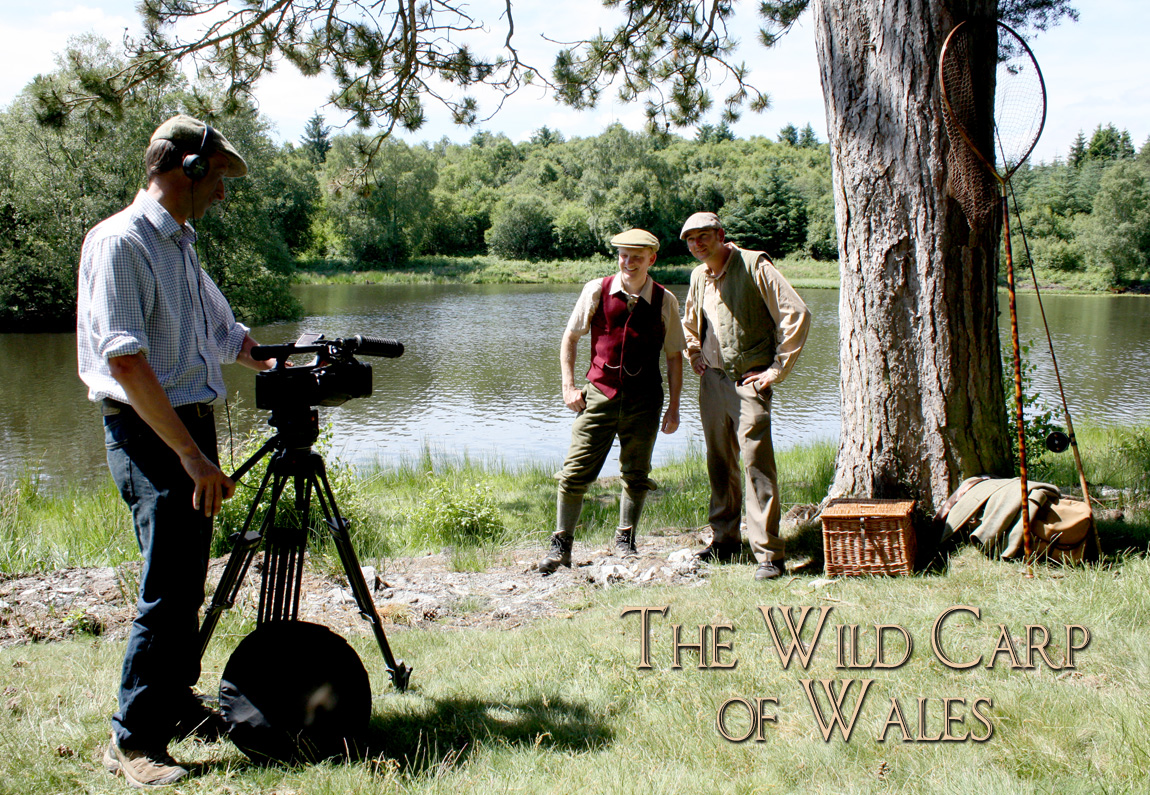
[251,332,404,411]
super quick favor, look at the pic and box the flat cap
[679,211,723,239]
[150,114,248,177]
[610,228,660,251]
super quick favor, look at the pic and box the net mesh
[993,28,1046,177]
[940,21,1045,228]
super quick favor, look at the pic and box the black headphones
[181,124,214,181]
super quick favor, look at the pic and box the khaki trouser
[558,382,663,498]
[699,367,783,563]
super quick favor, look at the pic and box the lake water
[2,285,1148,489]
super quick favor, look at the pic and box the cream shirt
[682,246,811,385]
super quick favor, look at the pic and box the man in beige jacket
[680,212,811,581]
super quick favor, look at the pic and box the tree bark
[811,0,1011,511]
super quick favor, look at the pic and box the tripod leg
[199,445,279,658]
[256,469,299,623]
[307,454,411,692]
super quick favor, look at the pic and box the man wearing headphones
[77,114,272,787]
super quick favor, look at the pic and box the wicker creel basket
[820,498,917,576]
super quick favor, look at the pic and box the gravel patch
[0,529,719,647]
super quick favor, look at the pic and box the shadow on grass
[361,695,613,773]
[1098,517,1150,561]
[188,695,611,778]
[783,521,825,574]
[919,516,1150,573]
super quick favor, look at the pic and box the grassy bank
[292,254,1150,295]
[294,253,842,291]
[2,430,1150,792]
[0,440,839,577]
[3,428,1149,577]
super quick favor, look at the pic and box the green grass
[0,474,137,574]
[294,253,1150,295]
[1030,424,1150,498]
[771,254,841,289]
[3,547,1150,793]
[293,253,842,291]
[295,253,644,286]
[302,438,841,574]
[3,433,1150,792]
[4,429,1149,576]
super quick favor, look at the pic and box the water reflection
[1013,294,1150,425]
[238,284,842,480]
[4,285,1149,490]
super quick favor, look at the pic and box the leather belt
[101,398,214,419]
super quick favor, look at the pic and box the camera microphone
[350,335,404,358]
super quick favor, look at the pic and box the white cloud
[251,64,341,142]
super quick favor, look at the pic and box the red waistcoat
[586,275,666,399]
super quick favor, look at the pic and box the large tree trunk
[812,0,1011,512]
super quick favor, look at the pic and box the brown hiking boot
[104,736,188,788]
[694,540,743,563]
[614,526,637,558]
[754,559,787,581]
[537,533,573,574]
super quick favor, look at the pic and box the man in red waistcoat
[537,228,687,574]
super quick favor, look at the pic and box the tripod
[197,404,411,692]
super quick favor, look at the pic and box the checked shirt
[77,190,248,407]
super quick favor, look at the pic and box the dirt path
[0,528,722,648]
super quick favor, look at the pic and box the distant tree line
[300,116,833,267]
[1,38,1147,332]
[1010,123,1150,289]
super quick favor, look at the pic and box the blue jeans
[104,403,216,750]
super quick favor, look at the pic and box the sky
[1,1,1147,164]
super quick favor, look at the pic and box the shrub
[552,203,599,259]
[1116,428,1150,498]
[1032,237,1085,273]
[414,479,506,549]
[1003,344,1061,474]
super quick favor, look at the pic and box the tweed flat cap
[610,228,660,251]
[679,211,723,239]
[150,114,248,177]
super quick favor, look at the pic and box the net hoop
[940,20,1048,185]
